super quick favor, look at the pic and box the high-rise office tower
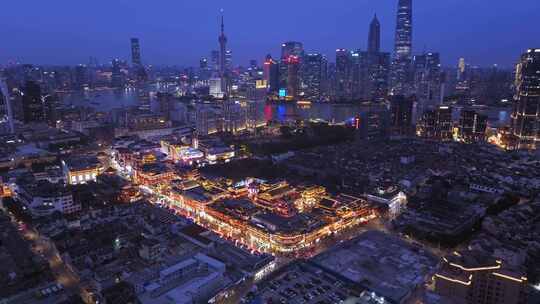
[157,92,174,121]
[335,49,352,100]
[111,59,124,88]
[303,53,326,102]
[199,57,211,81]
[391,0,413,95]
[43,94,62,127]
[211,50,220,72]
[263,54,273,82]
[0,78,14,133]
[87,57,98,89]
[246,100,263,131]
[357,15,390,102]
[389,95,414,136]
[278,61,288,95]
[368,14,381,53]
[375,53,391,101]
[320,55,329,99]
[22,81,45,123]
[458,109,487,143]
[416,105,452,141]
[200,57,208,70]
[286,55,301,99]
[209,78,224,98]
[264,55,280,93]
[225,50,233,72]
[130,38,142,66]
[511,48,540,149]
[74,64,88,89]
[365,52,391,102]
[350,50,365,100]
[457,57,466,81]
[221,99,246,134]
[326,63,337,96]
[279,42,304,97]
[195,104,215,136]
[394,0,413,61]
[281,41,304,59]
[413,52,442,112]
[355,105,390,140]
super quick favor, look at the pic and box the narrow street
[19,221,93,303]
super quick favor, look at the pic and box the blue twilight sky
[1,0,539,68]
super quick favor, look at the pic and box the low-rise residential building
[16,179,80,217]
[312,230,438,304]
[135,253,229,304]
[434,250,528,304]
[138,238,164,262]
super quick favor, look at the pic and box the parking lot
[256,262,363,304]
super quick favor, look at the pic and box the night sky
[2,0,539,68]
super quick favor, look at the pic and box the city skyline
[1,0,539,68]
[1,1,540,303]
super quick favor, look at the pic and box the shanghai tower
[391,0,413,94]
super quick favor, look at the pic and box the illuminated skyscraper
[281,41,304,59]
[390,95,414,136]
[350,50,365,100]
[366,52,391,101]
[199,57,211,81]
[358,15,391,102]
[368,14,381,54]
[200,57,208,70]
[279,41,304,98]
[416,105,452,141]
[335,49,352,100]
[22,81,45,123]
[511,48,540,149]
[394,0,412,59]
[130,38,142,66]
[0,78,14,133]
[111,58,124,88]
[130,38,147,83]
[286,55,301,99]
[209,77,224,98]
[225,50,233,72]
[263,55,280,93]
[303,53,327,101]
[391,0,413,95]
[413,52,442,112]
[263,54,273,82]
[457,57,466,81]
[458,109,487,143]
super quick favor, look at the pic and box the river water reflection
[58,89,511,127]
